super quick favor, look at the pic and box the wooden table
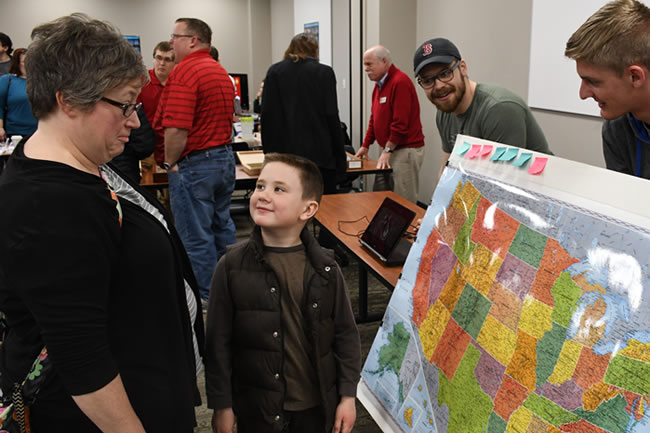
[344,155,392,176]
[140,156,391,191]
[314,191,426,323]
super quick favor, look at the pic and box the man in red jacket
[355,45,425,203]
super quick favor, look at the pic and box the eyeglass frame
[417,60,461,89]
[170,33,197,40]
[100,97,142,117]
[154,54,174,63]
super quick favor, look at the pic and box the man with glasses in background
[139,41,175,125]
[138,41,174,168]
[154,17,236,307]
[414,38,552,178]
[356,45,425,204]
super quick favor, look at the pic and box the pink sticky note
[480,145,493,157]
[528,157,548,175]
[465,144,482,159]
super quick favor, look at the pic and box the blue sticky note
[499,147,519,161]
[512,152,533,167]
[454,141,472,155]
[490,147,507,161]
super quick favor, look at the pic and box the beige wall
[332,0,351,129]
[4,0,606,205]
[414,0,604,204]
[363,0,380,154]
[379,0,416,81]
[351,0,419,189]
[293,0,332,65]
[2,0,269,102]
[248,0,273,99]
[349,1,364,147]
[270,0,294,63]
[332,0,607,205]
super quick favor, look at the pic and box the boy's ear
[628,64,647,88]
[299,200,319,221]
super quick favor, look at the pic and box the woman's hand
[0,127,6,143]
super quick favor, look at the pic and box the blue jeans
[168,145,237,299]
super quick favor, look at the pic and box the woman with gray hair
[0,14,203,433]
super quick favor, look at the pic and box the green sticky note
[491,147,507,161]
[499,147,519,161]
[454,141,472,155]
[512,152,533,167]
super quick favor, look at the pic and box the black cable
[402,231,417,240]
[337,215,370,238]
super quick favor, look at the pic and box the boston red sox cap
[413,38,461,76]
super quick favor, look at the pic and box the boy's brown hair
[262,153,323,203]
[565,0,650,74]
[153,41,173,58]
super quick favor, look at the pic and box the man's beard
[429,77,466,113]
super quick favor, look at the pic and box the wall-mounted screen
[124,35,141,53]
[230,73,249,112]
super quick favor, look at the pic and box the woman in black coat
[261,32,346,194]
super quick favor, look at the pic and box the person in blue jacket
[0,48,37,142]
[0,47,37,175]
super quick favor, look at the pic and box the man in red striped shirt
[154,17,236,303]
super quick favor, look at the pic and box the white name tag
[380,96,387,103]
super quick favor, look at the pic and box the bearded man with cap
[414,38,552,178]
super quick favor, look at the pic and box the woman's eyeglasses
[101,97,142,117]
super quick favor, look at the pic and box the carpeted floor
[193,213,389,433]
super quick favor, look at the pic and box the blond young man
[566,0,650,179]
[205,153,361,433]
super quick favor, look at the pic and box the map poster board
[359,135,650,433]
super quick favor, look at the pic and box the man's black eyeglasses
[170,33,201,42]
[170,33,193,39]
[101,97,142,117]
[417,61,461,89]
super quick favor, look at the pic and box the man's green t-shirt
[436,83,552,154]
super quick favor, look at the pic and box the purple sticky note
[480,145,493,157]
[528,157,548,175]
[465,144,482,159]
